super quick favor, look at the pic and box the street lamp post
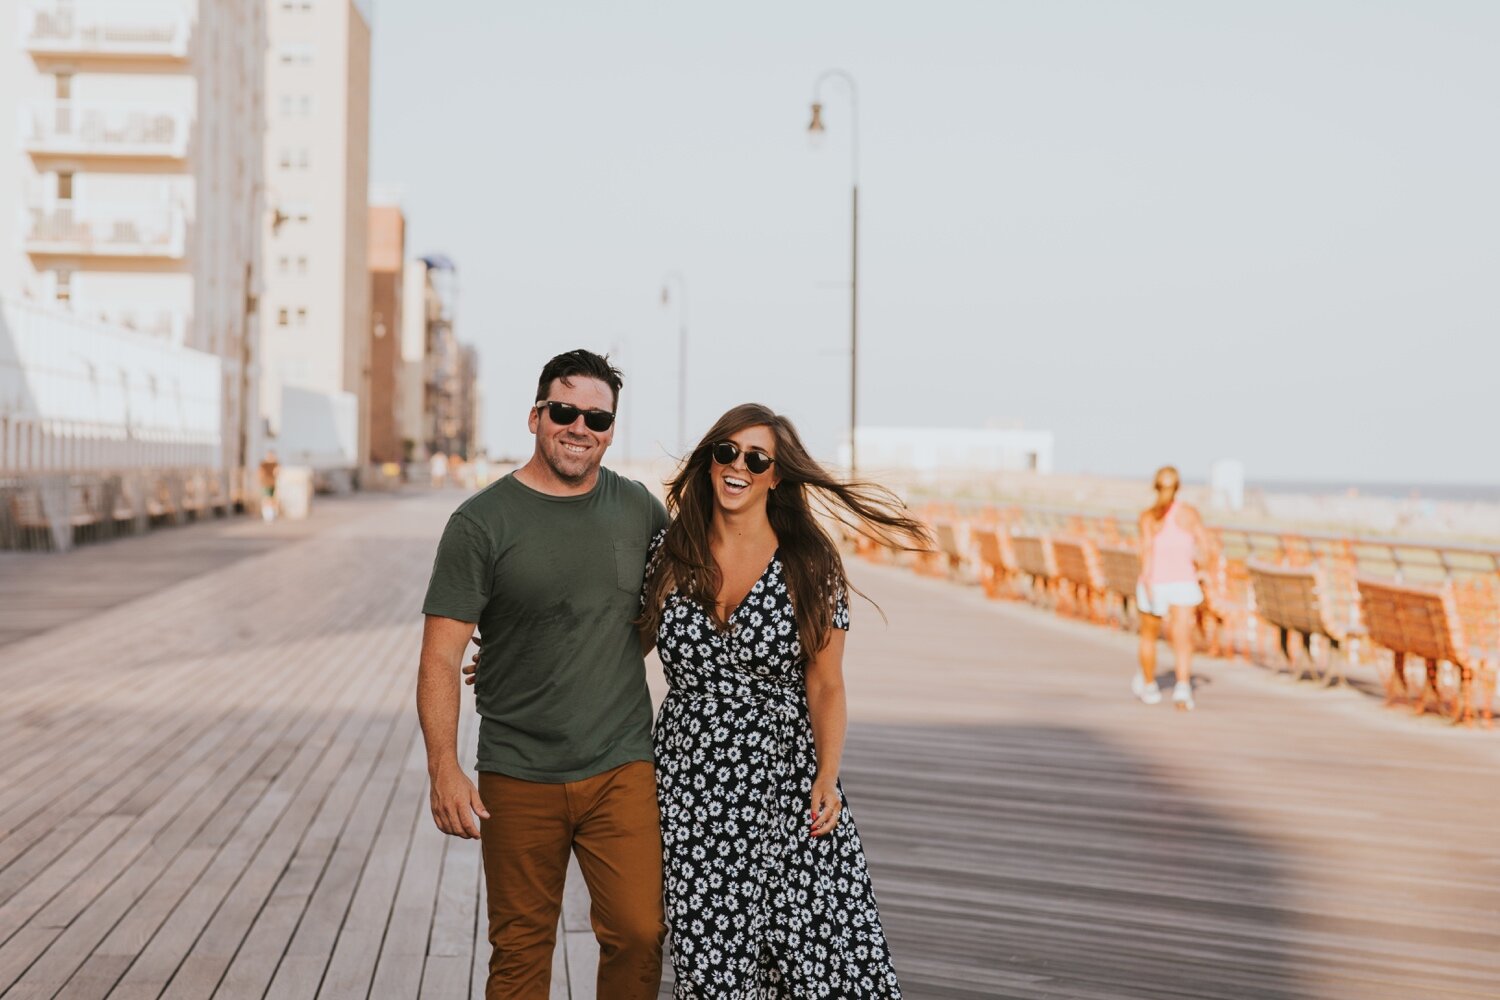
[660,271,688,454]
[808,68,859,473]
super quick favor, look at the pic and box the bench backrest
[1011,535,1056,579]
[1052,537,1102,589]
[971,526,1016,572]
[1357,577,1466,665]
[1098,545,1142,598]
[1249,560,1343,642]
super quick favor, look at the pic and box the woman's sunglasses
[536,401,615,433]
[710,441,776,475]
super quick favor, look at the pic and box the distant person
[473,451,492,488]
[257,449,279,523]
[1134,465,1216,710]
[418,350,667,998]
[429,451,448,488]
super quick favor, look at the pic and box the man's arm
[417,614,489,839]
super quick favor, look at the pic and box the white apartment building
[0,0,266,479]
[257,0,370,484]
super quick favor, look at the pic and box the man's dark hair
[535,349,624,410]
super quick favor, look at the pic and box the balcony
[75,304,190,343]
[21,3,191,61]
[23,100,190,160]
[24,200,187,260]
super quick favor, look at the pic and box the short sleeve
[833,582,850,631]
[648,492,669,534]
[421,512,492,623]
[640,526,669,615]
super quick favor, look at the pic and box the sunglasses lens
[711,442,739,466]
[545,402,613,432]
[546,402,579,425]
[745,452,773,474]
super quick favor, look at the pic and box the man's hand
[429,762,489,839]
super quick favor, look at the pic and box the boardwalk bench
[1098,544,1142,627]
[1052,537,1106,621]
[1011,534,1057,608]
[971,525,1019,599]
[1248,560,1356,685]
[1357,577,1490,726]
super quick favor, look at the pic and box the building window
[57,171,74,201]
[277,308,289,326]
[278,44,314,66]
[297,256,308,274]
[279,95,292,116]
[295,307,308,326]
[299,95,313,116]
[55,73,71,100]
[278,255,290,274]
[55,270,72,303]
[278,147,291,170]
[297,147,309,169]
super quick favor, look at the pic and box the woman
[640,403,929,998]
[1134,465,1216,710]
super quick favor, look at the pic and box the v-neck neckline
[718,547,780,628]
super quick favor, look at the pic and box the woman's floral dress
[650,536,903,998]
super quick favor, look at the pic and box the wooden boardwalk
[1,488,1498,999]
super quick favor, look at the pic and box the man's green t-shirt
[422,467,668,782]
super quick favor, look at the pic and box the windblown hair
[1149,464,1181,517]
[640,404,932,658]
[535,349,623,409]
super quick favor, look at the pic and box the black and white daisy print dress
[649,535,903,999]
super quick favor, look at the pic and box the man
[417,349,668,999]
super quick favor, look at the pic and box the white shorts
[1136,580,1203,617]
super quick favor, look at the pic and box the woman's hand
[462,634,480,686]
[810,773,842,838]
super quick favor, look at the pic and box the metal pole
[811,69,859,474]
[850,183,858,475]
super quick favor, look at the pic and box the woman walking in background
[1134,465,1216,710]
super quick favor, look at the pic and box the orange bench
[1357,577,1490,726]
[1248,560,1357,685]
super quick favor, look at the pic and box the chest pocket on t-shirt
[613,539,649,595]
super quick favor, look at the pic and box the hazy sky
[370,1,1500,484]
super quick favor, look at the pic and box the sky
[369,1,1500,485]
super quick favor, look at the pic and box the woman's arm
[1182,504,1219,567]
[805,627,848,838]
[1138,512,1155,582]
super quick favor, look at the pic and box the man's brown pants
[478,761,665,1000]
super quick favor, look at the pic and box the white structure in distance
[841,426,1055,476]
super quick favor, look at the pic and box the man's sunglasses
[710,441,776,475]
[536,401,615,432]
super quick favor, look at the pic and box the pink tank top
[1149,503,1196,585]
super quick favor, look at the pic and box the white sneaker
[1132,674,1162,705]
[1173,681,1195,711]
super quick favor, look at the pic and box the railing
[24,199,188,259]
[23,100,190,159]
[75,304,190,344]
[21,2,190,59]
[0,297,222,476]
[1004,503,1500,582]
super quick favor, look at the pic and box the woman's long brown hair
[640,404,932,658]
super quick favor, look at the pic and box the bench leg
[1384,651,1408,707]
[1322,638,1349,689]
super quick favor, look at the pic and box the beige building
[367,200,404,465]
[0,0,267,479]
[257,0,371,484]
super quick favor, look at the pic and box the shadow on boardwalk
[845,722,1300,1000]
